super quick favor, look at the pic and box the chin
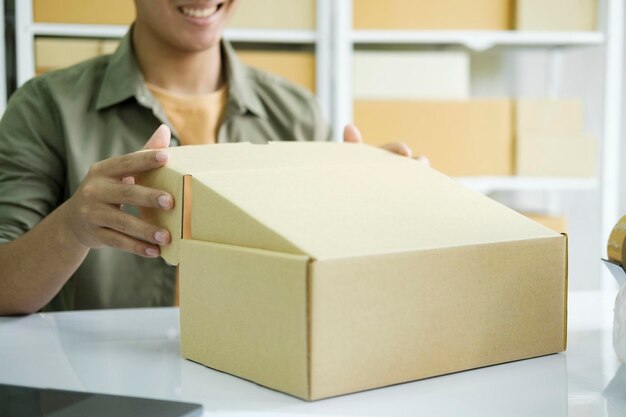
[180,34,222,52]
[168,33,222,52]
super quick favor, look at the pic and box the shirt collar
[220,39,266,118]
[96,28,266,118]
[95,29,142,110]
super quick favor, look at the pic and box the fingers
[381,143,413,158]
[97,227,162,258]
[91,208,171,246]
[91,148,169,179]
[343,124,363,144]
[415,155,431,167]
[98,181,174,209]
[143,124,171,150]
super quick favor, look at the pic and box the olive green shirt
[0,31,330,311]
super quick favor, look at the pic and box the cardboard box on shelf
[353,0,513,30]
[35,38,120,75]
[353,51,469,100]
[521,212,568,233]
[516,0,596,31]
[515,99,595,177]
[516,99,584,134]
[33,0,134,25]
[236,50,316,92]
[138,142,567,401]
[516,133,596,177]
[228,0,315,30]
[354,99,513,176]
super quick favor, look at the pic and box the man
[0,0,414,315]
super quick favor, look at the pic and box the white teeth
[181,5,218,18]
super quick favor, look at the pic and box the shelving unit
[332,0,623,333]
[28,24,318,43]
[350,30,605,50]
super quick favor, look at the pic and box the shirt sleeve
[0,78,65,244]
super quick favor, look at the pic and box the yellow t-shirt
[146,82,228,145]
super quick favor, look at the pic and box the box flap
[138,142,400,264]
[188,144,558,259]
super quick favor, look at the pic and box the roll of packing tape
[608,215,626,265]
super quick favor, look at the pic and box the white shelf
[30,23,317,43]
[455,176,599,193]
[224,28,317,44]
[350,30,605,51]
[31,23,127,38]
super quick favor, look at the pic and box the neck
[132,22,224,95]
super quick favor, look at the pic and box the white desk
[0,308,624,417]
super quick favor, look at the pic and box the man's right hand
[60,125,174,258]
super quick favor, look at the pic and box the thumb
[143,124,171,150]
[343,124,363,144]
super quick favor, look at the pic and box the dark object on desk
[0,384,203,417]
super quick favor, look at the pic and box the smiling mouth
[178,3,223,18]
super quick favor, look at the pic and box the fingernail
[146,247,159,257]
[154,230,169,244]
[158,194,173,209]
[156,152,169,163]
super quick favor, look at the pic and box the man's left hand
[343,124,430,165]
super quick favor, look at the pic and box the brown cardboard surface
[516,99,584,134]
[353,51,469,99]
[522,212,568,233]
[516,133,596,177]
[228,0,315,29]
[189,159,554,260]
[142,142,567,400]
[179,239,310,399]
[35,38,120,75]
[308,237,567,399]
[138,142,405,264]
[516,0,596,31]
[236,50,315,92]
[353,0,513,30]
[33,0,134,24]
[354,100,513,176]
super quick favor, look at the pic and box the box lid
[139,142,414,263]
[158,142,559,262]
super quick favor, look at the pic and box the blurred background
[0,0,623,334]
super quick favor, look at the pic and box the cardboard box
[33,0,134,24]
[516,132,596,177]
[236,50,315,92]
[516,0,596,31]
[522,212,568,233]
[515,99,595,177]
[353,0,513,30]
[516,99,584,134]
[229,0,315,29]
[353,51,469,99]
[138,142,567,400]
[35,38,120,74]
[354,99,513,176]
